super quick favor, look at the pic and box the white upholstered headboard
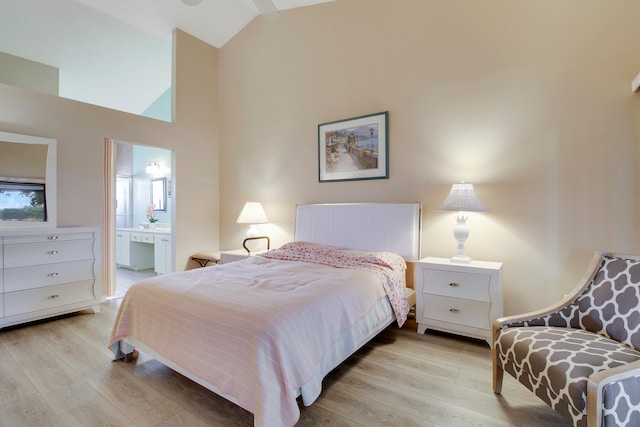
[294,203,422,261]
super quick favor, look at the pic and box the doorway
[105,139,175,298]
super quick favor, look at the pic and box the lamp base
[451,255,472,264]
[451,214,472,264]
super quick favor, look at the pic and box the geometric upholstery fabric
[496,327,640,427]
[602,374,640,426]
[494,254,640,427]
[508,256,640,350]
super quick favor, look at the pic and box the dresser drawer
[4,280,96,317]
[4,239,94,268]
[3,232,94,245]
[4,260,95,292]
[421,294,491,330]
[422,269,491,302]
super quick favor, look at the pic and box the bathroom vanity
[116,227,172,274]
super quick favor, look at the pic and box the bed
[109,202,421,427]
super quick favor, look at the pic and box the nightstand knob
[448,282,459,287]
[449,308,459,313]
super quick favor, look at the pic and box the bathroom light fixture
[145,161,161,175]
[437,182,488,263]
[236,202,270,253]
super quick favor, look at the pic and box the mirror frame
[151,177,166,212]
[0,131,57,230]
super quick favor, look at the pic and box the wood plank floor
[0,300,571,427]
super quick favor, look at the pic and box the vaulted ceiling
[0,0,333,115]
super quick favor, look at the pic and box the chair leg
[493,345,504,393]
[493,363,504,393]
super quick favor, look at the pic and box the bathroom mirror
[0,131,57,229]
[151,177,166,212]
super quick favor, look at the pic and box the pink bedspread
[109,246,407,427]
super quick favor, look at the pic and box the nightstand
[220,249,267,264]
[415,257,503,347]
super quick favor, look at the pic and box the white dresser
[0,227,101,328]
[415,257,503,347]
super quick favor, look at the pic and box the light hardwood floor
[112,268,156,299]
[0,300,571,427]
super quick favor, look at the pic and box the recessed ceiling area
[0,0,333,117]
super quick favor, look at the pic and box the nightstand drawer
[423,269,491,302]
[422,294,491,330]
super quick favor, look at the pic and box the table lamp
[437,182,488,263]
[236,202,269,253]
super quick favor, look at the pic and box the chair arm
[493,296,576,329]
[587,359,640,427]
[493,252,607,336]
[492,294,579,343]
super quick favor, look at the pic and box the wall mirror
[0,131,57,230]
[151,177,166,212]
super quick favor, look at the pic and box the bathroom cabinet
[154,234,172,275]
[115,230,154,270]
[116,228,172,274]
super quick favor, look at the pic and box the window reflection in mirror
[151,177,166,212]
[0,132,57,229]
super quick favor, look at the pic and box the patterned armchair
[493,252,640,427]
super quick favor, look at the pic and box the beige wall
[0,30,220,278]
[0,51,59,95]
[219,0,640,314]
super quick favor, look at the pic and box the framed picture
[318,111,389,182]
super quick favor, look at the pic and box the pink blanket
[262,241,410,326]
[109,244,407,427]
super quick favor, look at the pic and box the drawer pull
[48,251,59,255]
[449,308,460,313]
[48,272,59,277]
[449,283,459,287]
[47,236,59,240]
[48,295,60,300]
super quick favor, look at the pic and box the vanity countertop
[117,227,171,234]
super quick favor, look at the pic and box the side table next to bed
[415,257,503,347]
[220,249,268,264]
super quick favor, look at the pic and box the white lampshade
[437,182,488,264]
[236,202,269,225]
[237,202,269,252]
[437,182,488,212]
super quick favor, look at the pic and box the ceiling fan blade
[252,0,280,20]
[182,0,203,6]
